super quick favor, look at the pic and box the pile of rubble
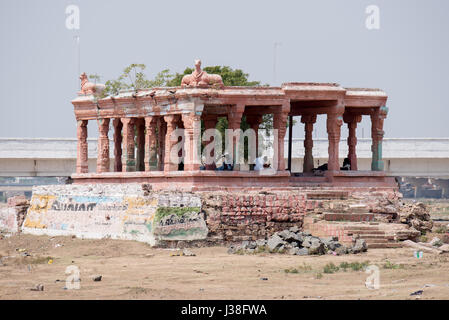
[403,236,449,255]
[399,202,433,233]
[228,226,367,256]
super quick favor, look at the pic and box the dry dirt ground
[1,233,449,300]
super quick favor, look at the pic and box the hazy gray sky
[1,0,448,139]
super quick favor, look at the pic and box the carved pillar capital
[300,114,317,124]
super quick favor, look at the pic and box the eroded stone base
[18,183,414,247]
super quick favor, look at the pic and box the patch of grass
[284,268,299,274]
[6,255,54,266]
[383,260,404,269]
[254,246,269,254]
[298,263,313,272]
[315,272,323,279]
[339,261,370,272]
[125,286,148,295]
[284,263,313,274]
[434,225,448,234]
[419,235,428,242]
[154,206,200,221]
[433,240,443,247]
[323,262,339,274]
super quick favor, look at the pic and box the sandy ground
[1,233,449,300]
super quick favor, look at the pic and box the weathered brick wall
[200,192,305,242]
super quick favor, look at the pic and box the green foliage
[419,235,428,242]
[323,262,339,274]
[284,263,313,274]
[383,260,404,269]
[88,74,101,84]
[166,66,261,87]
[154,206,200,222]
[284,268,299,274]
[102,64,175,97]
[339,261,370,272]
[433,240,443,247]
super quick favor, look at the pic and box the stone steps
[305,190,349,200]
[323,212,375,222]
[367,242,402,249]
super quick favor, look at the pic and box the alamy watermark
[365,265,380,289]
[365,5,380,30]
[65,265,81,290]
[65,4,80,30]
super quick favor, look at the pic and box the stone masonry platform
[14,182,419,248]
[72,170,396,191]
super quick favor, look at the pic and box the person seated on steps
[215,153,233,171]
[340,157,351,170]
[312,157,351,173]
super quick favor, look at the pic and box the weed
[433,240,443,247]
[284,268,299,274]
[125,286,148,295]
[419,235,428,242]
[383,260,404,269]
[254,246,269,254]
[284,263,312,274]
[323,262,339,274]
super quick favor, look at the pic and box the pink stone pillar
[76,120,88,173]
[301,114,317,173]
[136,118,145,171]
[326,106,344,171]
[121,118,136,172]
[158,118,167,171]
[273,112,288,171]
[113,118,122,172]
[343,113,362,171]
[96,118,110,173]
[163,115,179,172]
[144,116,158,171]
[203,116,217,170]
[182,113,201,171]
[228,105,244,170]
[246,115,263,157]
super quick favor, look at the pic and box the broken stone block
[351,239,367,254]
[267,234,285,252]
[297,248,309,256]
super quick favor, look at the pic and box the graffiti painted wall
[22,184,206,245]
